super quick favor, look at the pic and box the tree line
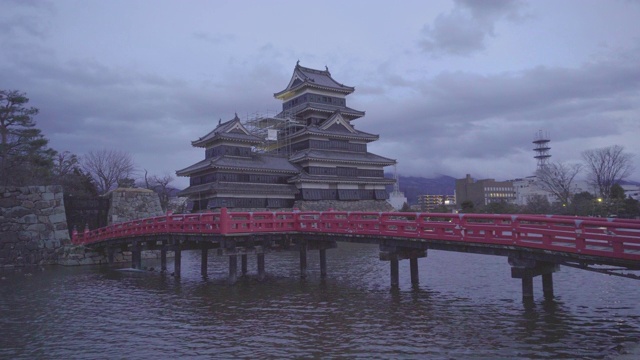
[1,90,175,210]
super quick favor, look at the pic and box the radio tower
[533,130,551,169]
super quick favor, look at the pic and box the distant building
[176,63,396,211]
[512,176,556,206]
[387,165,407,210]
[418,194,456,212]
[455,174,515,207]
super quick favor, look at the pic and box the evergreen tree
[0,90,55,186]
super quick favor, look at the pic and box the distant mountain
[385,174,456,205]
[620,179,640,186]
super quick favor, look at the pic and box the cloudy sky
[2,0,639,188]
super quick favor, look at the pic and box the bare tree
[582,145,634,201]
[143,169,174,211]
[82,149,136,194]
[535,162,583,206]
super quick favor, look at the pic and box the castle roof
[287,112,378,142]
[281,101,365,119]
[178,182,298,197]
[287,173,396,185]
[176,153,300,177]
[274,63,355,99]
[289,149,396,166]
[192,114,262,148]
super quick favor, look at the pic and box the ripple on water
[1,245,639,359]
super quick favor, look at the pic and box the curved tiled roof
[275,63,355,99]
[192,114,262,148]
[289,149,396,166]
[285,102,365,119]
[287,173,396,185]
[176,154,300,176]
[178,182,298,197]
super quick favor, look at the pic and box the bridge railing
[71,209,640,262]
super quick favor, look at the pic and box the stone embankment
[107,188,164,225]
[1,186,165,268]
[0,185,70,267]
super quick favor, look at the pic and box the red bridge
[72,209,640,301]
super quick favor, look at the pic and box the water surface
[1,243,638,359]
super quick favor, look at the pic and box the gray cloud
[1,0,638,186]
[419,0,526,56]
[358,45,640,178]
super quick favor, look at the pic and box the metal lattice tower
[533,130,551,169]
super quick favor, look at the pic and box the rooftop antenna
[533,130,551,169]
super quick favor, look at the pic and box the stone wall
[107,188,163,224]
[0,185,70,267]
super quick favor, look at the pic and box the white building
[512,176,556,206]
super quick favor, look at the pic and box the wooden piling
[228,255,238,284]
[410,257,419,285]
[299,242,307,279]
[319,248,327,278]
[390,258,399,288]
[131,242,142,269]
[160,247,167,272]
[174,248,181,277]
[241,254,248,276]
[542,273,554,299]
[257,253,265,280]
[201,247,208,278]
[522,276,534,301]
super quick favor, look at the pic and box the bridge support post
[161,246,167,272]
[257,253,265,280]
[174,248,181,277]
[542,273,554,299]
[228,255,238,284]
[241,254,248,276]
[509,257,559,301]
[410,257,419,285]
[201,248,208,278]
[380,245,427,289]
[390,257,399,288]
[131,242,142,270]
[299,241,307,279]
[107,247,115,264]
[522,276,534,301]
[319,248,327,278]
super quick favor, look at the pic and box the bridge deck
[72,209,640,269]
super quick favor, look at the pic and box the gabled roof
[289,149,396,166]
[286,113,379,142]
[192,114,262,148]
[274,63,355,99]
[320,112,356,133]
[300,126,379,141]
[176,153,300,177]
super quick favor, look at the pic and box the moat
[1,243,638,359]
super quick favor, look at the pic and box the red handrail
[71,210,640,262]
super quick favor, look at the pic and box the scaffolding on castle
[243,110,304,155]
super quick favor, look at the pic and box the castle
[176,63,396,211]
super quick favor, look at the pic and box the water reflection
[1,243,638,359]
